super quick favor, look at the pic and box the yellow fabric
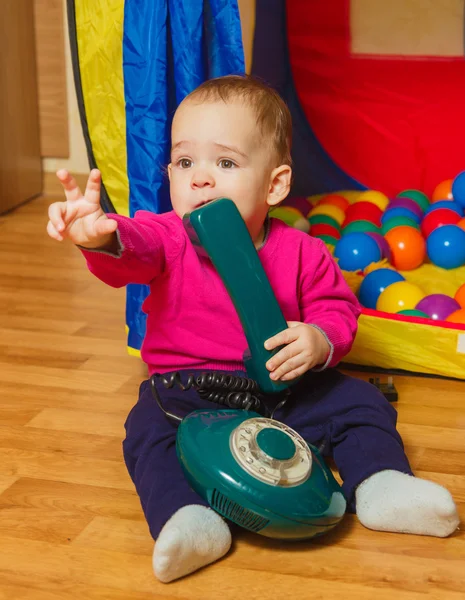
[75,1,129,216]
[346,312,465,379]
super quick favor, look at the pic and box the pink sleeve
[79,211,183,288]
[299,239,361,368]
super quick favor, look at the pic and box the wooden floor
[0,195,464,599]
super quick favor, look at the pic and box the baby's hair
[184,74,292,167]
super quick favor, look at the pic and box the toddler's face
[168,99,283,241]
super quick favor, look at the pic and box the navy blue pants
[122,369,413,539]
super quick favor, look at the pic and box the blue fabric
[122,0,245,351]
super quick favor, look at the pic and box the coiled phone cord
[150,371,290,422]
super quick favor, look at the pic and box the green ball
[381,216,420,234]
[397,309,430,318]
[397,189,430,212]
[308,214,341,230]
[314,234,339,246]
[342,220,381,235]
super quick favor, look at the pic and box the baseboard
[43,171,89,197]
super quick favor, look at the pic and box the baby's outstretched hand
[264,322,330,381]
[47,169,118,249]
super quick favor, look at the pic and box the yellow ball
[355,190,390,211]
[376,281,426,313]
[307,204,345,225]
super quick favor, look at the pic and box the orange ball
[384,226,426,270]
[454,283,465,308]
[445,308,465,325]
[318,194,350,212]
[457,218,465,232]
[432,179,454,203]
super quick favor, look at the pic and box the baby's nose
[191,168,215,188]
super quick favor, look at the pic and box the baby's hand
[264,322,330,381]
[47,169,117,249]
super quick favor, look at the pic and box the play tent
[67,0,465,378]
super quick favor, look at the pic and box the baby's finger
[280,365,308,382]
[270,353,305,381]
[48,201,67,231]
[93,216,118,238]
[264,326,300,351]
[266,341,299,372]
[84,169,102,205]
[56,169,83,203]
[47,220,63,241]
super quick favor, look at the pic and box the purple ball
[365,232,392,260]
[388,198,424,219]
[415,294,461,321]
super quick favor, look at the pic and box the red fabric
[286,0,465,197]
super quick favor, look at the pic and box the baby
[47,75,459,583]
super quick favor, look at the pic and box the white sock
[152,504,232,583]
[356,470,460,537]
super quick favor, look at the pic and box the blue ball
[424,201,464,217]
[452,171,465,208]
[381,207,421,224]
[334,233,382,271]
[426,225,465,269]
[358,268,405,309]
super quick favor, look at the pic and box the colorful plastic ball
[387,198,424,219]
[308,214,341,230]
[343,202,383,227]
[354,190,389,211]
[420,208,461,238]
[308,204,345,226]
[376,281,426,313]
[358,268,405,309]
[432,179,454,203]
[457,218,465,232]
[397,309,429,318]
[318,194,350,212]
[381,216,420,235]
[445,309,465,325]
[310,224,341,239]
[315,234,340,247]
[365,232,392,260]
[384,226,426,271]
[426,225,465,269]
[454,283,465,308]
[424,200,463,217]
[415,294,461,321]
[342,221,381,235]
[397,190,430,212]
[334,233,382,271]
[381,207,421,224]
[452,171,465,208]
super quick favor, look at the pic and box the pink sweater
[80,211,361,375]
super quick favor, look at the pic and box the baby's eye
[219,159,236,169]
[177,158,193,169]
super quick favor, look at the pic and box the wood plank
[0,447,132,491]
[26,408,126,437]
[0,425,123,460]
[0,479,143,522]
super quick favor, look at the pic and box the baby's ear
[267,164,292,207]
[167,163,172,181]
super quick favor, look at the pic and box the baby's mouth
[194,198,217,209]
